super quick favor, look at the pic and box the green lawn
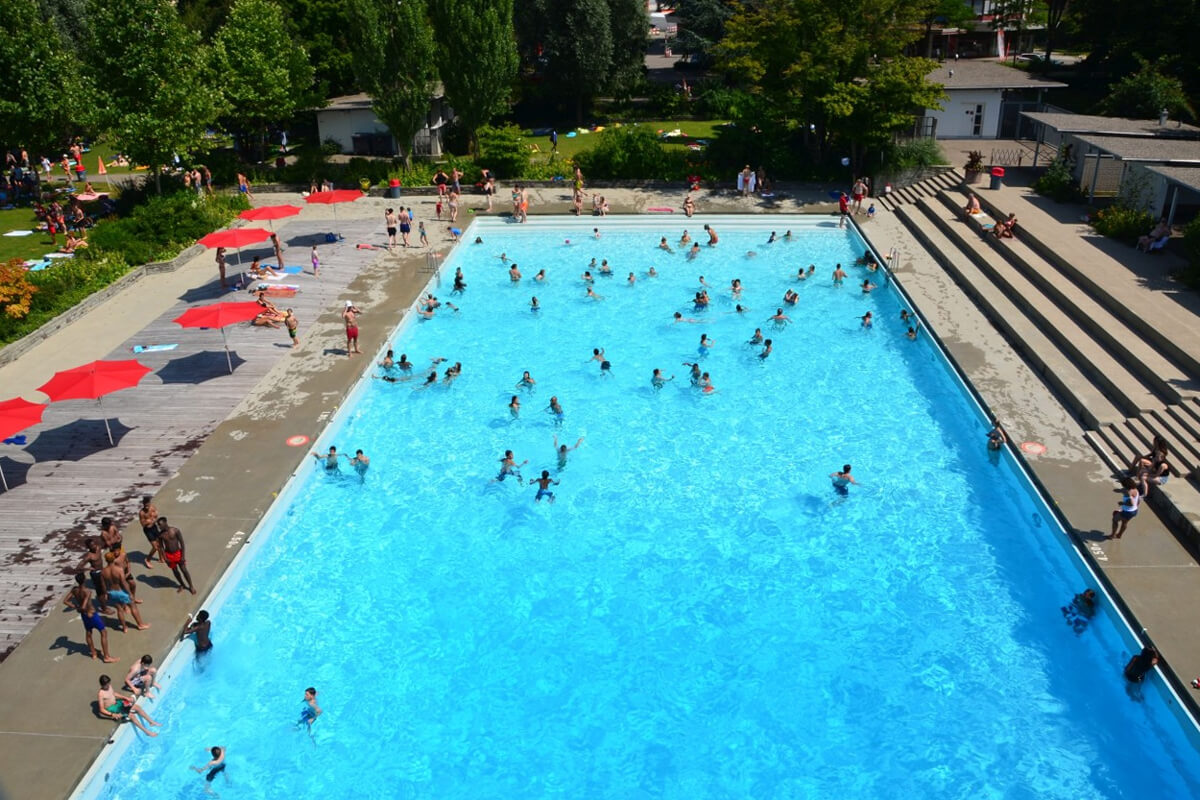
[0,208,57,264]
[525,119,729,163]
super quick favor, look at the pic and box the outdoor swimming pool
[78,216,1200,799]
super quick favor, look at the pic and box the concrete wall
[316,109,393,156]
[928,88,1003,138]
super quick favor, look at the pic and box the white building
[922,60,1065,139]
[315,92,454,158]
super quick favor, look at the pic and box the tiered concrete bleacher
[876,170,962,211]
[891,180,1200,545]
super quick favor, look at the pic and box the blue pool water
[83,217,1200,799]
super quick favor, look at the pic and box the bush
[476,124,528,180]
[84,190,249,266]
[691,81,750,118]
[320,138,343,156]
[884,138,947,170]
[573,127,687,180]
[1091,205,1155,242]
[1034,157,1081,202]
[0,254,133,345]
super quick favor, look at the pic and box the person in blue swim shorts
[532,471,560,504]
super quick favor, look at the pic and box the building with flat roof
[316,92,454,159]
[921,60,1065,139]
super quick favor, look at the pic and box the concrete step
[1142,409,1200,478]
[971,193,1200,379]
[894,203,1124,429]
[933,190,1192,405]
[1087,427,1132,477]
[1173,401,1200,441]
[915,196,1158,420]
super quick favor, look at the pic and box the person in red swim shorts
[155,517,196,594]
[343,301,362,357]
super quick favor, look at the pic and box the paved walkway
[0,182,1198,799]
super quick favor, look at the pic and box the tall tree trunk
[153,165,162,195]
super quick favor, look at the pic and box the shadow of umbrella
[22,418,134,463]
[285,233,332,247]
[0,454,34,490]
[179,279,242,304]
[156,350,247,384]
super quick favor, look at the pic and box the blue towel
[131,344,179,354]
[2,435,27,445]
[283,266,303,274]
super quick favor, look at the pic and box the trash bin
[989,166,1005,190]
[386,178,402,199]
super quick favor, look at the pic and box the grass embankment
[525,120,728,164]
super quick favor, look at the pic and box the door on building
[965,103,986,137]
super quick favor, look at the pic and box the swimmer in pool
[582,270,594,283]
[673,312,700,324]
[704,224,718,245]
[652,368,674,389]
[497,253,509,262]
[344,449,370,477]
[647,266,658,277]
[546,396,565,425]
[599,260,613,275]
[297,687,322,730]
[191,745,227,795]
[830,464,859,496]
[698,371,715,393]
[532,470,560,503]
[493,450,527,483]
[906,326,917,340]
[531,296,540,312]
[659,237,674,253]
[731,278,743,298]
[628,272,636,285]
[833,264,847,285]
[784,230,794,239]
[509,395,520,418]
[861,311,873,328]
[586,286,604,301]
[311,446,339,470]
[732,304,750,314]
[590,348,606,364]
[748,328,764,345]
[379,349,395,369]
[797,265,815,280]
[901,309,912,324]
[554,434,584,470]
[987,420,1007,450]
[680,230,691,244]
[534,269,546,282]
[783,289,798,306]
[767,231,777,244]
[861,278,877,294]
[452,268,466,293]
[759,339,773,359]
[397,354,413,372]
[517,371,536,391]
[769,308,791,327]
[509,263,522,282]
[417,370,438,388]
[698,334,713,356]
[683,362,702,385]
[687,243,701,260]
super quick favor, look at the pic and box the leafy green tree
[1098,57,1193,121]
[429,0,518,155]
[289,0,359,97]
[918,0,976,59]
[605,0,649,98]
[176,0,232,39]
[0,0,92,153]
[213,0,315,161]
[671,0,734,63]
[347,0,438,168]
[37,0,91,56]
[990,0,1046,62]
[88,0,227,192]
[515,0,613,124]
[717,0,938,171]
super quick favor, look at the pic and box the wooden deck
[0,219,404,658]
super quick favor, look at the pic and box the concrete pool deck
[0,185,1198,799]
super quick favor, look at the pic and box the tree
[346,0,438,168]
[37,0,91,56]
[213,0,315,162]
[0,0,92,153]
[515,0,613,124]
[917,0,976,59]
[990,0,1046,62]
[290,0,359,97]
[671,0,734,63]
[605,0,649,99]
[1042,0,1070,65]
[716,0,937,171]
[429,0,518,155]
[1098,58,1193,121]
[88,0,227,192]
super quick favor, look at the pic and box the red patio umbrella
[238,204,302,230]
[174,301,265,373]
[198,227,273,285]
[304,189,362,237]
[36,359,152,445]
[0,397,47,491]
